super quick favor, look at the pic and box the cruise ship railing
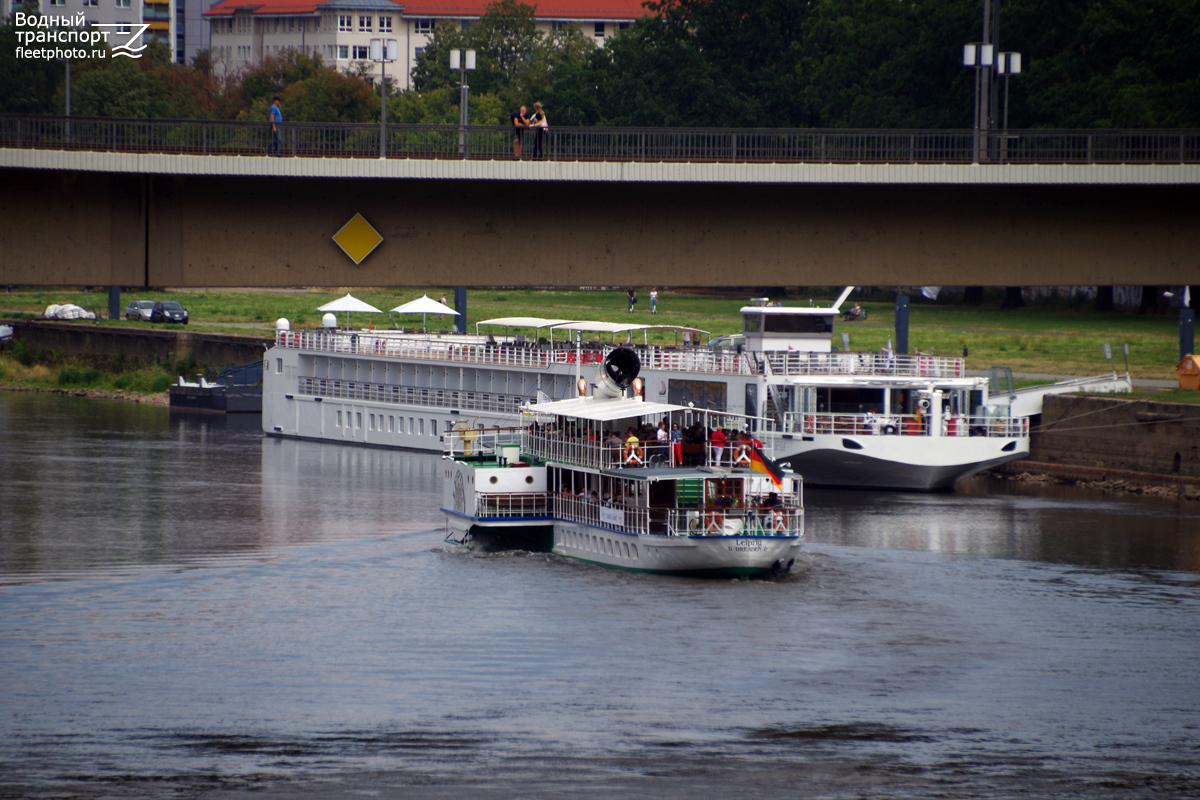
[666,507,802,537]
[277,330,973,381]
[476,492,550,519]
[298,376,526,414]
[763,351,964,378]
[5,115,1197,165]
[278,330,757,375]
[780,411,1029,438]
[554,496,649,536]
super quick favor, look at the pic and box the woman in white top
[530,102,548,160]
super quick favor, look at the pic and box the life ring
[706,511,724,533]
[773,511,787,532]
[883,424,897,436]
[803,416,814,434]
[624,442,643,465]
[733,445,751,466]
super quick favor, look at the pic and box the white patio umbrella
[317,293,382,328]
[390,295,459,331]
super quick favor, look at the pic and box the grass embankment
[2,287,1197,403]
[0,339,183,402]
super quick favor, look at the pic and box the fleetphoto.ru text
[12,11,147,60]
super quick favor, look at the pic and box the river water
[1,392,1198,799]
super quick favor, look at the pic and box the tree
[0,6,76,114]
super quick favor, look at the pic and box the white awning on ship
[527,396,689,423]
[476,317,579,342]
[476,317,577,329]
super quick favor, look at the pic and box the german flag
[748,444,785,488]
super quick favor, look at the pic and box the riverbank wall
[2,319,270,370]
[991,394,1200,496]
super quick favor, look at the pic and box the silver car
[125,300,155,321]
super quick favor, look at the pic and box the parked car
[150,301,189,324]
[125,300,156,321]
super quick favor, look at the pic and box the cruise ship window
[336,410,343,427]
[419,418,426,435]
[431,419,438,436]
[276,358,283,374]
[356,412,362,429]
[409,417,415,433]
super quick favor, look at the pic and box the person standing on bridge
[267,96,283,157]
[509,106,529,160]
[529,102,548,160]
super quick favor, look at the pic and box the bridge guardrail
[2,115,1197,165]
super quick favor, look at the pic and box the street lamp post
[996,52,1021,131]
[370,38,398,159]
[962,41,993,164]
[450,48,475,159]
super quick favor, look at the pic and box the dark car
[125,300,156,321]
[151,301,189,324]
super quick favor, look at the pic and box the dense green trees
[3,0,1198,127]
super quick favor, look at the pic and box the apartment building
[203,0,646,88]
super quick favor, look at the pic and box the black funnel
[603,348,640,389]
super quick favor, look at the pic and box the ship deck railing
[443,427,525,459]
[476,492,551,519]
[554,496,650,536]
[666,507,802,537]
[763,351,964,379]
[525,430,781,471]
[780,411,1030,438]
[299,376,526,415]
[276,330,965,380]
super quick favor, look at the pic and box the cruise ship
[263,290,1032,490]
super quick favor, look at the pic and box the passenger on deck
[624,429,644,465]
[711,427,727,466]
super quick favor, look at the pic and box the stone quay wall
[993,394,1200,485]
[4,320,270,371]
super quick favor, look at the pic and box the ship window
[668,379,727,411]
[369,414,375,431]
[743,314,762,333]
[419,418,426,435]
[356,412,362,429]
[388,415,394,432]
[489,476,498,484]
[409,417,415,433]
[336,410,343,427]
[525,475,534,484]
[764,313,833,334]
[276,358,283,373]
[431,419,438,435]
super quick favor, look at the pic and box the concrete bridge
[1,117,1198,288]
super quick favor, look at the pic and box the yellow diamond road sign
[332,213,383,265]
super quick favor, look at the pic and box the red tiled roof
[205,0,649,19]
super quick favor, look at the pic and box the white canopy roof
[528,396,689,423]
[476,317,576,330]
[551,321,645,334]
[318,293,382,313]
[390,295,459,315]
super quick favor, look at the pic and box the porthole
[525,475,534,484]
[489,476,498,484]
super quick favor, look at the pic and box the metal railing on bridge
[2,114,1197,165]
